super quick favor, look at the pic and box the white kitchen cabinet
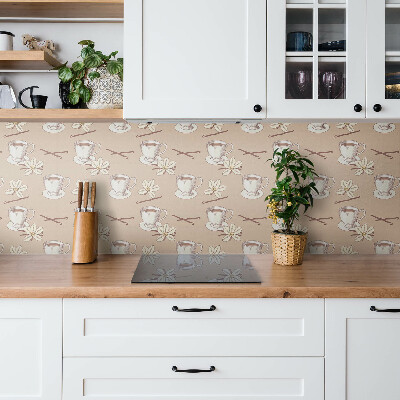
[267,0,366,119]
[124,0,266,120]
[63,357,324,400]
[326,299,400,400]
[0,299,62,400]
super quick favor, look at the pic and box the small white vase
[84,66,123,110]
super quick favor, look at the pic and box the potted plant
[56,40,123,109]
[265,148,319,266]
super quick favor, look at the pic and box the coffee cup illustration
[308,240,335,254]
[176,254,203,270]
[74,140,100,165]
[338,206,366,231]
[8,206,34,231]
[43,240,70,255]
[177,240,203,254]
[175,174,203,199]
[313,175,335,199]
[109,174,136,200]
[374,174,400,200]
[206,140,233,165]
[140,206,168,231]
[242,240,269,254]
[374,240,400,255]
[43,174,70,199]
[242,175,268,199]
[273,140,299,161]
[140,140,167,165]
[206,206,233,231]
[7,140,34,165]
[338,140,366,165]
[111,240,137,254]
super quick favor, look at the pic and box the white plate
[140,221,159,232]
[206,221,228,232]
[175,190,197,200]
[241,189,263,200]
[139,155,159,165]
[109,189,131,200]
[374,189,395,200]
[338,155,359,165]
[206,155,226,166]
[42,190,65,200]
[7,221,28,231]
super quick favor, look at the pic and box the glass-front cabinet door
[267,0,366,119]
[367,0,400,118]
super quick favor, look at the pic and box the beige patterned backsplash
[0,121,398,255]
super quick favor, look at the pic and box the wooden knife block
[72,211,98,264]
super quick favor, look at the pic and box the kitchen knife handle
[172,305,216,312]
[83,182,89,210]
[370,306,400,313]
[91,182,96,209]
[77,182,83,211]
[172,366,215,373]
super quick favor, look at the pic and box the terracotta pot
[271,231,307,266]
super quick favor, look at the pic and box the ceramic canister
[0,31,14,51]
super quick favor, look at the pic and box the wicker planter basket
[271,231,307,266]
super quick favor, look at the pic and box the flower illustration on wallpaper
[72,122,94,134]
[89,158,110,176]
[204,180,226,198]
[7,206,34,231]
[336,122,358,133]
[206,206,233,232]
[204,123,224,133]
[140,206,167,231]
[352,157,374,176]
[218,268,243,283]
[156,158,176,175]
[138,122,159,132]
[138,179,160,199]
[43,241,70,255]
[5,122,28,134]
[5,180,28,199]
[308,241,335,254]
[141,245,160,265]
[42,122,65,134]
[206,140,233,165]
[153,268,176,283]
[338,140,366,165]
[338,206,366,232]
[111,240,136,254]
[374,174,400,200]
[21,158,43,175]
[109,121,131,134]
[98,224,111,241]
[341,245,358,255]
[208,245,225,265]
[241,122,264,134]
[74,140,100,165]
[22,223,43,242]
[7,140,34,165]
[222,224,242,242]
[307,123,330,134]
[222,157,242,176]
[175,123,197,134]
[354,224,374,242]
[337,180,359,199]
[312,175,335,200]
[109,174,136,200]
[242,174,268,199]
[270,122,291,133]
[157,224,176,242]
[175,174,202,200]
[43,174,70,199]
[373,122,395,134]
[140,140,167,165]
[10,245,27,255]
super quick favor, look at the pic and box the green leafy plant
[56,40,123,105]
[265,148,319,234]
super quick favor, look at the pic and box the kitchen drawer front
[64,298,324,356]
[63,357,324,400]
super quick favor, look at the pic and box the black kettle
[18,86,48,109]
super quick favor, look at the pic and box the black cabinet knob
[373,104,382,112]
[254,104,262,113]
[354,104,362,112]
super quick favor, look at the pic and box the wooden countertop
[0,254,399,298]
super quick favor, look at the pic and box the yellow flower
[287,202,292,206]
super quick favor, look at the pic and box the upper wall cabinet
[124,0,266,120]
[267,0,366,119]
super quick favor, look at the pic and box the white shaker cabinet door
[326,299,400,400]
[124,0,266,120]
[0,299,62,400]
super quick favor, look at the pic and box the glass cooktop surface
[131,254,261,283]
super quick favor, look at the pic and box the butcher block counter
[0,254,399,298]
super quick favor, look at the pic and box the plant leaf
[88,71,100,80]
[78,85,91,103]
[70,79,83,90]
[81,46,95,59]
[106,60,123,75]
[109,51,118,59]
[68,91,80,105]
[78,40,95,46]
[72,61,84,72]
[84,53,103,68]
[58,66,73,83]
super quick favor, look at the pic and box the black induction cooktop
[131,254,261,283]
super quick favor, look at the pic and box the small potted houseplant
[265,148,319,266]
[56,40,123,109]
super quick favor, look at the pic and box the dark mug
[287,31,313,52]
[18,86,48,109]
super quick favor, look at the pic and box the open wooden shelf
[0,108,124,122]
[0,51,62,70]
[0,0,123,19]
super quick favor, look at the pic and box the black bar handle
[370,306,400,313]
[172,366,215,373]
[172,305,216,312]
